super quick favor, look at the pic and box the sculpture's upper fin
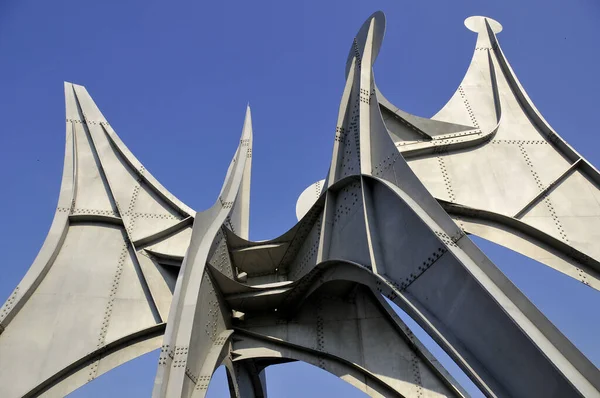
[327,12,462,238]
[345,11,385,78]
[374,16,503,160]
[68,83,193,239]
[377,17,600,291]
[430,16,501,134]
[0,82,199,398]
[225,105,253,240]
[153,106,253,397]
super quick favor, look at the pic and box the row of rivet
[518,144,544,189]
[411,246,447,288]
[411,353,425,396]
[125,184,140,236]
[491,140,548,145]
[433,129,482,140]
[0,287,19,322]
[334,126,346,143]
[333,181,361,224]
[314,180,323,197]
[87,361,99,382]
[96,243,128,350]
[171,346,189,368]
[195,375,212,391]
[214,336,228,346]
[352,38,362,69]
[124,211,181,221]
[518,144,569,243]
[458,85,479,129]
[280,207,322,270]
[567,247,592,286]
[396,131,480,147]
[158,344,173,366]
[375,279,400,302]
[438,157,457,203]
[66,118,109,126]
[289,216,322,280]
[340,93,361,177]
[374,152,400,178]
[315,296,327,370]
[359,88,371,105]
[70,208,120,217]
[219,196,234,209]
[185,365,199,384]
[58,206,119,217]
[392,246,448,292]
[203,274,220,342]
[544,198,569,242]
[209,229,233,278]
[224,216,235,235]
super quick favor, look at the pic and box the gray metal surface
[1,11,598,398]
[0,83,194,397]
[380,16,600,291]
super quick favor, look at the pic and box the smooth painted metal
[1,11,598,398]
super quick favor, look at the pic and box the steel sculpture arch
[1,10,599,398]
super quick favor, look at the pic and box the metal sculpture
[1,11,599,398]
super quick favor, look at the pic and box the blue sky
[0,0,599,396]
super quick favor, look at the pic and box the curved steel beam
[23,324,165,398]
[232,328,405,398]
[440,200,600,289]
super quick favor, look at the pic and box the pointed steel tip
[64,81,86,91]
[370,10,386,23]
[63,82,73,95]
[464,16,503,34]
[241,104,253,139]
[345,11,386,77]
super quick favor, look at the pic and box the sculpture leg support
[224,359,267,398]
[363,177,600,397]
[231,283,464,398]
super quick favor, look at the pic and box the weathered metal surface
[1,11,598,398]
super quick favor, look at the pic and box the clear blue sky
[0,0,599,396]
